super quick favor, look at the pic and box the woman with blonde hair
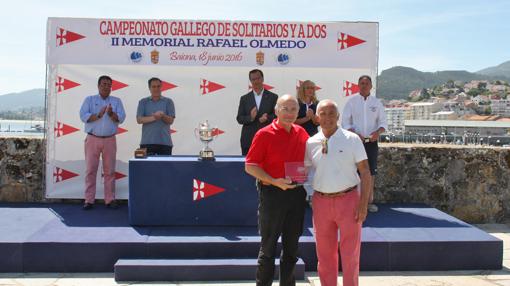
[295,80,320,136]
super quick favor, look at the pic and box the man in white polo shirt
[342,75,387,212]
[306,99,371,286]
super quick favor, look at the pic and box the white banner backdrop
[45,18,378,199]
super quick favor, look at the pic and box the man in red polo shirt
[245,94,310,286]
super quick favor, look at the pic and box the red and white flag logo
[56,76,80,93]
[111,79,128,91]
[116,127,128,135]
[54,122,79,137]
[337,32,365,50]
[343,81,360,97]
[192,179,225,201]
[114,172,127,180]
[200,79,225,95]
[161,81,178,92]
[211,128,225,136]
[102,171,127,180]
[53,167,79,183]
[56,28,86,46]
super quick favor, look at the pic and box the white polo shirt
[305,128,367,194]
[341,93,388,138]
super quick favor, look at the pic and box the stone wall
[376,144,510,223]
[1,138,509,223]
[0,137,45,202]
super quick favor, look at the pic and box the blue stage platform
[129,156,258,226]
[0,203,502,274]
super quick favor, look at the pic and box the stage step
[114,258,305,281]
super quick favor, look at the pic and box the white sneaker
[368,203,378,212]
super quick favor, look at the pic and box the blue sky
[0,0,508,94]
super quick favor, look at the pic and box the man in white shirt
[306,99,371,286]
[341,75,387,212]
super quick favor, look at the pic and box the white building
[408,102,441,120]
[404,120,510,137]
[471,95,490,105]
[431,111,458,120]
[385,104,410,132]
[491,99,510,117]
[442,100,462,114]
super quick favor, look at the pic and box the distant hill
[377,66,510,100]
[3,61,510,106]
[0,89,45,111]
[476,60,510,78]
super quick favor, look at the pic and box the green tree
[467,88,481,97]
[421,88,430,99]
[478,82,487,90]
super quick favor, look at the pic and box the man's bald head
[316,99,340,133]
[316,99,339,116]
[275,94,299,127]
[276,94,299,110]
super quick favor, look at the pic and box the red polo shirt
[246,120,309,179]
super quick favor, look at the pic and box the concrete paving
[1,223,509,286]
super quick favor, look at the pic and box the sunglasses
[321,139,328,154]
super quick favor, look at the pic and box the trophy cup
[195,121,217,161]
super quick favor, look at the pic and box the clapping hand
[259,113,268,123]
[106,104,113,116]
[306,109,315,120]
[98,105,107,118]
[250,107,258,121]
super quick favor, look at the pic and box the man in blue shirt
[79,75,126,210]
[136,77,176,155]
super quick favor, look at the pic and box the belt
[257,181,302,191]
[315,185,357,198]
[87,132,115,139]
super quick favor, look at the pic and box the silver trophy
[195,121,217,161]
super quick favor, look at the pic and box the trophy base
[199,150,215,161]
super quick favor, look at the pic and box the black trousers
[256,184,307,286]
[140,144,172,156]
[363,141,378,175]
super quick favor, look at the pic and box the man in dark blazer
[237,69,279,155]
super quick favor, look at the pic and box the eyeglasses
[321,139,328,154]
